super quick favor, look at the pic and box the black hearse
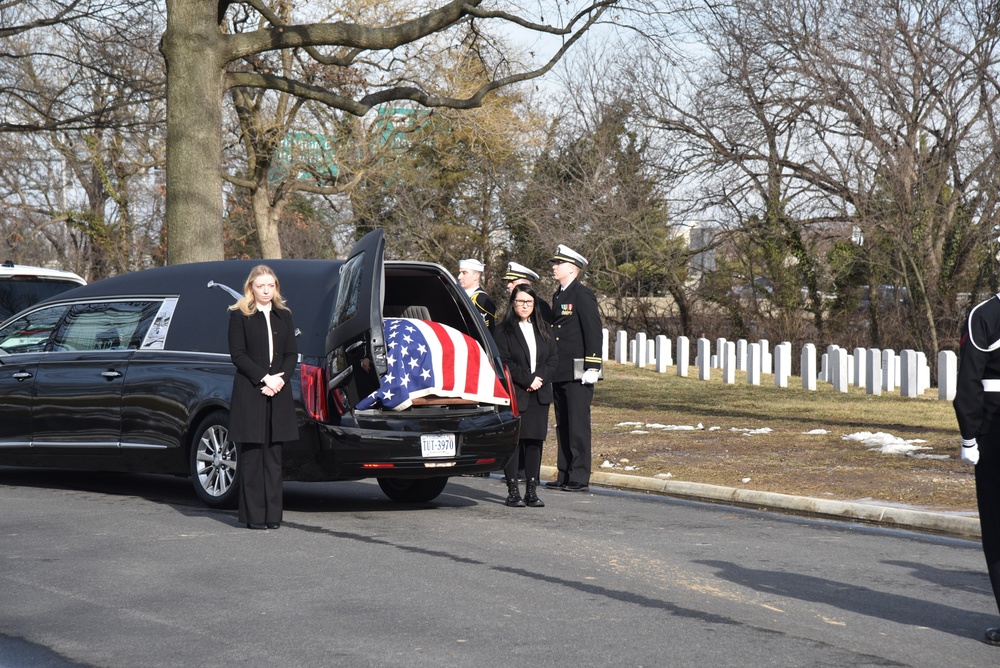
[0,230,519,507]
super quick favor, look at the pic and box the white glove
[580,368,601,385]
[961,438,980,466]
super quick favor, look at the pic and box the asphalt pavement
[539,465,982,540]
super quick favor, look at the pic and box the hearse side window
[0,305,70,354]
[49,301,161,352]
[330,251,364,329]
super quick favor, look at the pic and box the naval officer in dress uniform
[458,258,497,333]
[955,293,1000,647]
[546,245,602,492]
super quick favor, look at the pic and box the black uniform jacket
[493,320,558,411]
[955,294,1000,441]
[470,287,497,332]
[228,307,299,444]
[549,279,603,383]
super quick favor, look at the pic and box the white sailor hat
[458,258,485,273]
[550,244,588,268]
[503,262,539,282]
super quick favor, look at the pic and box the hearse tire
[189,410,239,509]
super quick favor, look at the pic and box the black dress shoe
[562,482,589,492]
[246,523,267,530]
[266,523,280,530]
[545,480,565,488]
[985,627,1000,646]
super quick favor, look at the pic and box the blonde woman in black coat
[494,284,558,507]
[228,265,298,530]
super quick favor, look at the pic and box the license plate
[421,433,455,458]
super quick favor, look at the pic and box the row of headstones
[601,329,959,401]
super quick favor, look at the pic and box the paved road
[0,467,997,667]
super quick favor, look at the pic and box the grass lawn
[541,362,977,513]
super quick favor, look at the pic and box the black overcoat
[494,319,558,438]
[227,307,299,444]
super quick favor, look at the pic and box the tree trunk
[252,185,283,259]
[161,0,225,264]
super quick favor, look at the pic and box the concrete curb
[539,465,982,540]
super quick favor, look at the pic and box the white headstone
[818,353,829,382]
[676,336,689,377]
[833,348,849,393]
[916,351,929,393]
[748,343,762,385]
[635,332,648,368]
[714,338,726,368]
[737,339,748,371]
[882,349,896,392]
[853,347,866,387]
[655,335,671,373]
[723,341,736,384]
[866,348,882,396]
[938,350,957,401]
[801,343,817,391]
[602,328,610,360]
[629,339,637,365]
[760,339,772,375]
[698,338,711,380]
[615,330,628,364]
[774,342,791,388]
[900,349,919,398]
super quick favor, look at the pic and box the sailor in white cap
[547,244,602,492]
[955,290,1000,646]
[458,258,497,332]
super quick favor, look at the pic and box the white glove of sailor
[580,368,601,385]
[961,438,980,466]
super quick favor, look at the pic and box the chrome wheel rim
[195,424,236,497]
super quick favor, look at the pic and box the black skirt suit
[494,320,558,440]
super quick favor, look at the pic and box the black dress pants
[552,380,594,486]
[237,399,283,525]
[976,435,1000,616]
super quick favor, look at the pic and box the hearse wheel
[189,410,239,509]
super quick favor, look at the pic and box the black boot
[524,479,545,507]
[505,478,525,507]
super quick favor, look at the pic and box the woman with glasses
[494,284,558,507]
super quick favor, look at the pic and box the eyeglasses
[513,300,534,307]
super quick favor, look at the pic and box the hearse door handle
[101,370,123,379]
[12,371,32,381]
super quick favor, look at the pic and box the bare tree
[628,0,1000,352]
[160,0,621,264]
[0,1,166,277]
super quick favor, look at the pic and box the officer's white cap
[550,244,588,268]
[459,258,485,273]
[503,262,539,282]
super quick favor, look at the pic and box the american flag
[355,318,511,411]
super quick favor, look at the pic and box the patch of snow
[616,421,643,427]
[654,472,673,479]
[842,431,948,459]
[730,427,773,435]
[645,423,703,431]
[630,430,650,435]
[802,429,830,435]
[600,460,616,468]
